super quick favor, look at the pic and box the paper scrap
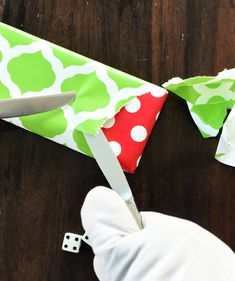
[163,68,235,168]
[163,69,235,138]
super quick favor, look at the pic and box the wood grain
[0,1,235,280]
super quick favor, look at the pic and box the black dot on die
[73,247,77,250]
[64,244,68,248]
[75,237,79,241]
[66,235,70,239]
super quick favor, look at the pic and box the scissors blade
[84,130,142,229]
[0,92,76,118]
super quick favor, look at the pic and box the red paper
[102,91,168,173]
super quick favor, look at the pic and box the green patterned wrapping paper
[163,69,235,138]
[0,22,164,154]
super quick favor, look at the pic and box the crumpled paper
[163,69,235,138]
[163,68,235,168]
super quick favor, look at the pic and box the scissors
[0,92,142,229]
[0,92,76,118]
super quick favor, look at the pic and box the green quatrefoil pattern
[0,22,163,155]
[164,72,235,138]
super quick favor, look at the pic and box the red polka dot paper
[102,90,168,173]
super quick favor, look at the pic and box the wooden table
[0,1,234,280]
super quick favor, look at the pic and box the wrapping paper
[163,69,235,168]
[163,69,235,138]
[0,22,167,173]
[103,93,167,172]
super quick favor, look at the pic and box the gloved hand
[81,186,235,281]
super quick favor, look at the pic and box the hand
[81,186,235,281]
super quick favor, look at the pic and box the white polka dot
[125,98,141,113]
[103,117,115,128]
[109,141,122,156]
[131,126,147,142]
[150,87,168,97]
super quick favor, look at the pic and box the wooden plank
[0,1,234,280]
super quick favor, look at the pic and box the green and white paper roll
[0,22,164,157]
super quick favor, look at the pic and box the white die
[62,232,82,253]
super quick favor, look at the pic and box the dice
[62,232,82,253]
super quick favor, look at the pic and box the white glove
[81,186,235,281]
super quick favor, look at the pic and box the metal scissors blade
[84,130,143,229]
[0,92,76,118]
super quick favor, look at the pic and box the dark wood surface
[0,0,235,280]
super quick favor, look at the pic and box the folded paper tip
[162,77,184,88]
[217,68,235,80]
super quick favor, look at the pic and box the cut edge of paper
[162,77,184,88]
[187,102,219,138]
